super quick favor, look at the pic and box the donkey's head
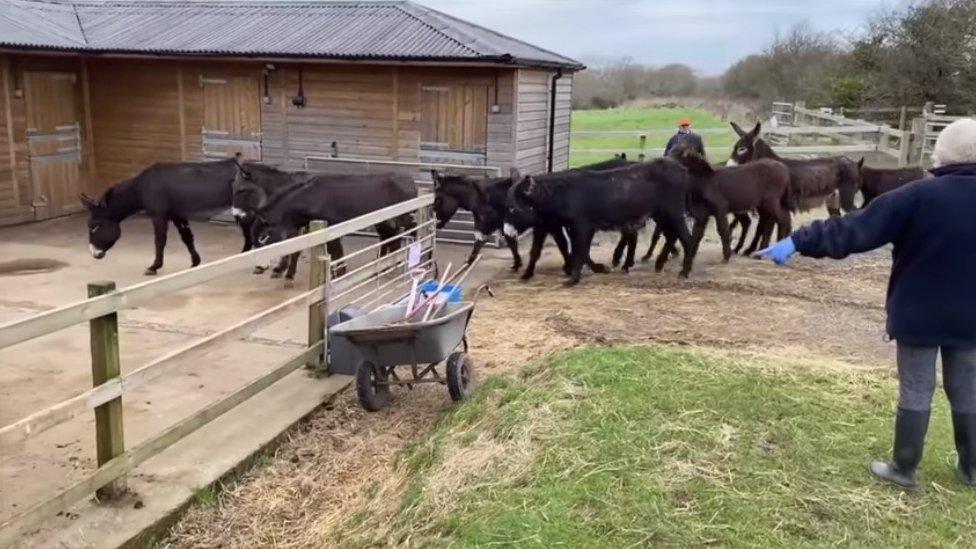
[671,147,714,179]
[727,122,762,166]
[80,189,121,259]
[503,175,541,237]
[836,157,863,213]
[231,154,271,219]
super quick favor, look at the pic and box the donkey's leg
[714,211,733,262]
[655,233,677,273]
[622,230,638,273]
[612,232,628,268]
[326,240,346,278]
[733,213,751,254]
[565,224,595,286]
[673,212,697,279]
[743,215,770,256]
[238,216,254,253]
[504,234,522,272]
[172,217,202,268]
[145,216,169,276]
[467,238,486,267]
[776,208,793,241]
[547,226,572,276]
[521,228,548,281]
[689,216,708,262]
[642,224,663,262]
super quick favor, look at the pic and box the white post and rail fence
[0,194,436,544]
[571,101,967,168]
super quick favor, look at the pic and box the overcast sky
[418,0,903,74]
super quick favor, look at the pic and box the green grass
[570,106,736,167]
[344,347,976,548]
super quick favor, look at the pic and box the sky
[417,0,904,74]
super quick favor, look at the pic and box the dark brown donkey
[856,158,927,207]
[727,121,860,250]
[671,149,791,258]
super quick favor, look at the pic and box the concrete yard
[0,213,509,547]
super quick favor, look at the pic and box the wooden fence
[0,194,436,543]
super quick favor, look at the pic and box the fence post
[87,281,126,499]
[638,134,647,162]
[910,117,926,165]
[306,220,327,369]
[313,255,332,375]
[794,101,806,125]
[898,106,908,131]
[898,130,911,167]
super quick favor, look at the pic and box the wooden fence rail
[0,193,435,542]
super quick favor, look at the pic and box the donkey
[235,162,416,280]
[505,158,695,285]
[434,156,633,279]
[856,158,927,207]
[670,149,791,259]
[727,122,860,247]
[81,159,254,275]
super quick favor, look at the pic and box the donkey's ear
[857,157,865,169]
[730,121,746,137]
[748,122,762,142]
[524,175,538,196]
[431,170,441,189]
[233,152,244,165]
[79,193,99,210]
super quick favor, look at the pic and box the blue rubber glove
[755,236,796,265]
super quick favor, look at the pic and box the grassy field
[335,346,975,548]
[570,106,737,167]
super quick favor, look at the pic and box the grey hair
[932,118,976,168]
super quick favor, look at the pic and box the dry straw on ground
[164,233,895,548]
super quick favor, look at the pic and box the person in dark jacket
[664,117,705,157]
[757,118,976,489]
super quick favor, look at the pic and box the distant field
[570,106,737,167]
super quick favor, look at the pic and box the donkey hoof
[562,278,581,287]
[253,266,267,275]
[678,271,690,279]
[519,272,535,282]
[591,263,609,274]
[270,271,283,279]
[510,263,522,272]
[144,268,158,276]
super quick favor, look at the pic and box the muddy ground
[165,225,898,548]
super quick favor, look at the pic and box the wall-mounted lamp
[292,66,306,108]
[262,63,276,105]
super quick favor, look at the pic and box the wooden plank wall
[515,69,552,175]
[264,65,517,171]
[0,55,534,227]
[551,73,573,171]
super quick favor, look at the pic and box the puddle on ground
[0,258,68,277]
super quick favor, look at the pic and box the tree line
[574,0,976,113]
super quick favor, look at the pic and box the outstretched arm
[758,183,919,263]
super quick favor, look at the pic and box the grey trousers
[898,343,976,413]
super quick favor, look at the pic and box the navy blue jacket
[792,163,976,347]
[664,131,705,157]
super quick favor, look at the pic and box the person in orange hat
[665,116,706,158]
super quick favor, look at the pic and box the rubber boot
[869,408,930,488]
[951,412,976,486]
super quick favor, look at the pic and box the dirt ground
[165,221,899,548]
[0,213,502,531]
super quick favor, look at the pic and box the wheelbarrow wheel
[356,361,391,411]
[446,352,476,402]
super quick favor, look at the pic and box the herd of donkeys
[80,121,925,286]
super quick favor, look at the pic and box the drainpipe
[547,69,563,173]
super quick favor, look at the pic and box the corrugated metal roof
[0,1,583,70]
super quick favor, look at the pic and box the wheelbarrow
[329,301,476,411]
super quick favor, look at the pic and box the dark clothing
[897,343,976,413]
[791,162,976,347]
[664,131,705,157]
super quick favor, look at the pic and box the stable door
[23,71,84,219]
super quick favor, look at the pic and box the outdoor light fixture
[262,63,276,104]
[292,66,306,108]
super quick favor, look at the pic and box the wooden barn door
[23,71,84,220]
[201,74,262,160]
[420,84,489,153]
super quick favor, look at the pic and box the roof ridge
[392,1,482,58]
[401,0,581,67]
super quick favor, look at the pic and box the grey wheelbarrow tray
[330,301,476,410]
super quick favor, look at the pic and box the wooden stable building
[0,0,582,227]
